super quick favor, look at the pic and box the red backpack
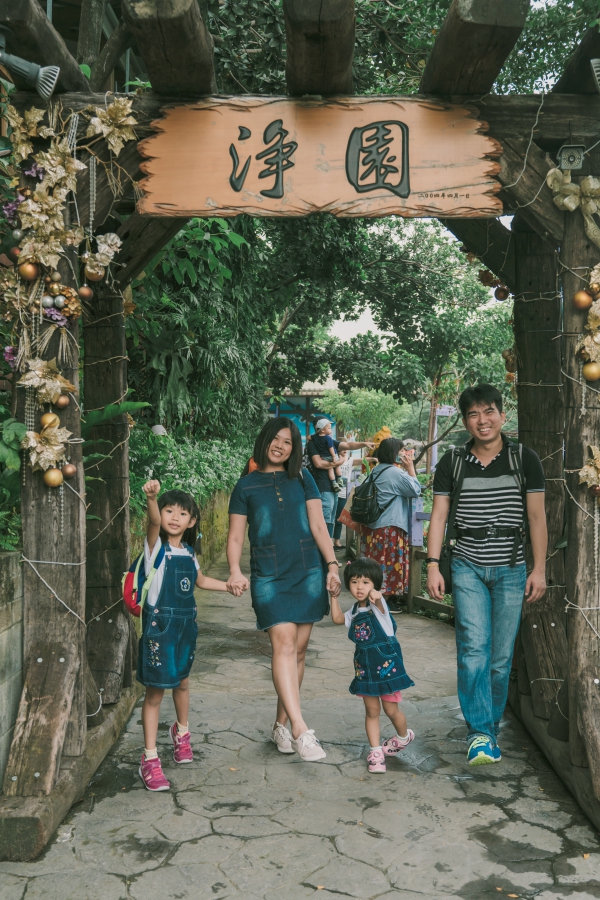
[122,543,166,618]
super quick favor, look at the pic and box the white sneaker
[271,722,294,754]
[291,729,327,761]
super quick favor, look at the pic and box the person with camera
[426,384,547,767]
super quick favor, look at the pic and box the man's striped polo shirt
[432,439,545,567]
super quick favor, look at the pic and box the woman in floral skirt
[360,438,421,603]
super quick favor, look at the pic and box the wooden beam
[284,0,355,96]
[554,25,600,94]
[0,0,90,93]
[115,215,184,284]
[121,0,215,95]
[420,0,530,95]
[3,643,79,796]
[497,136,564,244]
[440,217,515,291]
[0,684,141,861]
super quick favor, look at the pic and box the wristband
[426,557,440,563]
[427,562,439,568]
[327,560,340,568]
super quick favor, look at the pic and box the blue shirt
[367,464,421,531]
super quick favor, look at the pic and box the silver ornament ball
[53,295,66,309]
[41,295,55,309]
[11,229,22,241]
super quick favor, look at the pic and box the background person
[308,426,375,536]
[311,418,345,492]
[226,417,342,761]
[360,438,421,606]
[426,383,547,767]
[333,453,355,550]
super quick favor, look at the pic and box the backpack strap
[139,542,166,612]
[507,440,529,566]
[444,444,468,546]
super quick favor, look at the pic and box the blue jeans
[451,556,526,745]
[333,494,346,541]
[320,490,336,537]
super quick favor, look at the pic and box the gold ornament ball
[61,463,77,479]
[501,349,511,360]
[84,265,104,283]
[583,361,600,382]
[50,270,61,283]
[591,282,600,294]
[40,412,60,429]
[43,468,63,487]
[591,485,600,496]
[18,262,39,281]
[48,283,61,296]
[8,247,20,262]
[55,394,70,409]
[494,286,510,301]
[78,285,93,301]
[574,290,594,310]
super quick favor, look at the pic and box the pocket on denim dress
[174,567,195,601]
[252,545,278,577]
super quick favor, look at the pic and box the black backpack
[350,464,395,525]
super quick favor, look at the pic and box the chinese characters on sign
[229,119,298,198]
[139,96,502,218]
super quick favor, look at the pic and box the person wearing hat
[308,420,375,537]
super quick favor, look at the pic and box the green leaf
[80,401,150,438]
[79,64,91,77]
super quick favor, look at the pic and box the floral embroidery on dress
[180,577,191,592]
[377,659,398,678]
[148,639,161,667]
[354,621,372,642]
[354,661,366,679]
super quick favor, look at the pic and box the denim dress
[137,544,198,689]
[348,603,415,697]
[229,469,328,630]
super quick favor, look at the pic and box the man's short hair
[458,384,503,419]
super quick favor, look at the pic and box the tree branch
[414,413,460,465]
[89,19,133,92]
[266,299,308,367]
[77,0,107,67]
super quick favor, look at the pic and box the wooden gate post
[512,218,568,719]
[562,206,600,768]
[83,283,134,703]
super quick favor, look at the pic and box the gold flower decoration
[86,97,137,156]
[17,358,76,405]
[21,424,72,472]
[579,445,600,490]
[35,139,87,192]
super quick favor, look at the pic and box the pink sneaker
[382,729,415,756]
[139,753,170,791]
[367,748,386,773]
[170,723,193,764]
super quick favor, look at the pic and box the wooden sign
[138,96,503,219]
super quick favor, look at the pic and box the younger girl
[330,557,415,773]
[138,480,243,791]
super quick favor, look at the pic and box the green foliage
[81,401,150,438]
[0,401,24,551]
[128,426,250,520]
[315,388,407,441]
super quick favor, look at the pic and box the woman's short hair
[344,556,384,591]
[158,489,200,549]
[377,437,404,465]
[253,417,303,478]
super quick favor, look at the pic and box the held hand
[426,567,446,602]
[143,479,161,498]
[326,570,341,597]
[226,572,249,596]
[525,569,546,603]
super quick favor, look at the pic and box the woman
[333,454,354,550]
[360,438,421,603]
[227,418,342,761]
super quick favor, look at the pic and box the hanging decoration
[0,99,138,486]
[16,358,75,405]
[547,169,600,251]
[579,446,600,498]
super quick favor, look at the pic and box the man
[426,384,547,766]
[307,419,374,537]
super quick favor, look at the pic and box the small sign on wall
[138,96,503,219]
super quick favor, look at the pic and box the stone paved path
[1,548,600,899]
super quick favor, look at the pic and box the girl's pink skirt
[357,691,402,702]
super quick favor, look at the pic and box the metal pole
[46,0,52,22]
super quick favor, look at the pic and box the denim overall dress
[137,544,198,689]
[348,603,415,697]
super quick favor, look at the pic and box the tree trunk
[512,219,566,721]
[77,0,107,67]
[425,379,440,474]
[83,283,132,704]
[562,203,600,768]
